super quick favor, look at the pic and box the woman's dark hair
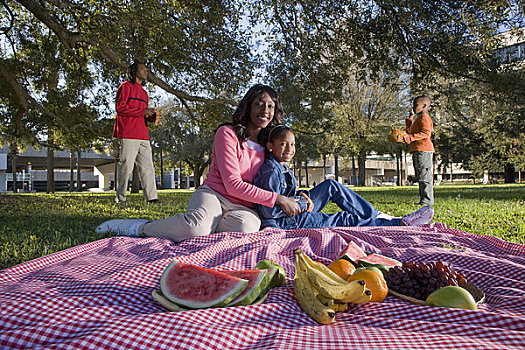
[127,61,146,86]
[258,125,294,158]
[231,84,283,144]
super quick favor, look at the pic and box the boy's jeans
[413,151,434,206]
[275,179,401,229]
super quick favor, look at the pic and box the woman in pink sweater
[96,85,301,241]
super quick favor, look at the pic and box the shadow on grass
[355,184,525,202]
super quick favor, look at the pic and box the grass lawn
[1,184,524,270]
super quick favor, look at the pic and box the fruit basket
[389,281,485,306]
[384,261,485,306]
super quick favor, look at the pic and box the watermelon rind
[358,253,402,268]
[357,262,390,275]
[255,260,286,287]
[252,290,270,305]
[152,289,192,312]
[159,260,249,309]
[224,269,269,307]
[338,241,367,266]
[358,254,401,275]
[257,268,278,297]
[153,288,271,312]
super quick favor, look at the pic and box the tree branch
[16,0,238,106]
[0,0,15,34]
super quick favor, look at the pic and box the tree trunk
[69,149,75,192]
[403,151,408,185]
[46,147,55,193]
[449,155,453,183]
[399,148,404,186]
[177,161,182,189]
[396,148,401,186]
[504,163,516,183]
[193,166,202,188]
[113,139,119,191]
[159,145,164,189]
[357,149,367,186]
[304,160,309,188]
[351,155,357,186]
[334,152,339,184]
[322,154,327,181]
[131,166,140,193]
[76,148,82,192]
[10,143,17,192]
[298,166,302,188]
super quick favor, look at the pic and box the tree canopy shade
[250,0,525,183]
[2,0,525,185]
[1,0,256,144]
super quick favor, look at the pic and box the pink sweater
[202,125,277,208]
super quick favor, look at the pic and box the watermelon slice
[358,253,402,268]
[338,241,367,266]
[159,260,248,309]
[223,269,269,306]
[258,268,278,296]
[255,260,286,287]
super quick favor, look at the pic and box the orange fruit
[347,269,388,302]
[327,259,356,281]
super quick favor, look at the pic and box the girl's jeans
[281,179,401,229]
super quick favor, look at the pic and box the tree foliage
[250,0,524,181]
[1,0,524,184]
[1,0,255,149]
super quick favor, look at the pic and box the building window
[509,44,520,62]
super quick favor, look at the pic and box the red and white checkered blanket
[1,223,524,349]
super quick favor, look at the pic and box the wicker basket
[389,281,485,306]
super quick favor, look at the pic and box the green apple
[425,286,477,310]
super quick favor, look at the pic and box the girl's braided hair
[258,124,293,158]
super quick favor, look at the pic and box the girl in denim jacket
[253,125,434,229]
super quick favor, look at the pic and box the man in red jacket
[113,61,159,203]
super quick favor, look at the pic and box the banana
[296,253,347,289]
[294,248,347,284]
[300,254,366,300]
[348,289,372,304]
[316,294,348,313]
[334,302,348,313]
[293,252,336,324]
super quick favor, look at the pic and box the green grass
[1,184,524,270]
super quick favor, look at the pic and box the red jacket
[112,81,150,140]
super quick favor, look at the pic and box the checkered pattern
[1,223,524,349]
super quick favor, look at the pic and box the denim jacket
[253,155,308,228]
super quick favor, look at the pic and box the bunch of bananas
[293,248,372,324]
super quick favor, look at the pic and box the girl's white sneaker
[401,206,434,226]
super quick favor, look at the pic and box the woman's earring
[269,148,272,152]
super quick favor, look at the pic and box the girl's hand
[276,195,301,217]
[300,193,314,212]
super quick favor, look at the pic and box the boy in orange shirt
[404,95,435,206]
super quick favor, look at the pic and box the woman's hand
[276,194,301,217]
[300,193,314,212]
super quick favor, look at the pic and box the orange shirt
[405,112,434,152]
